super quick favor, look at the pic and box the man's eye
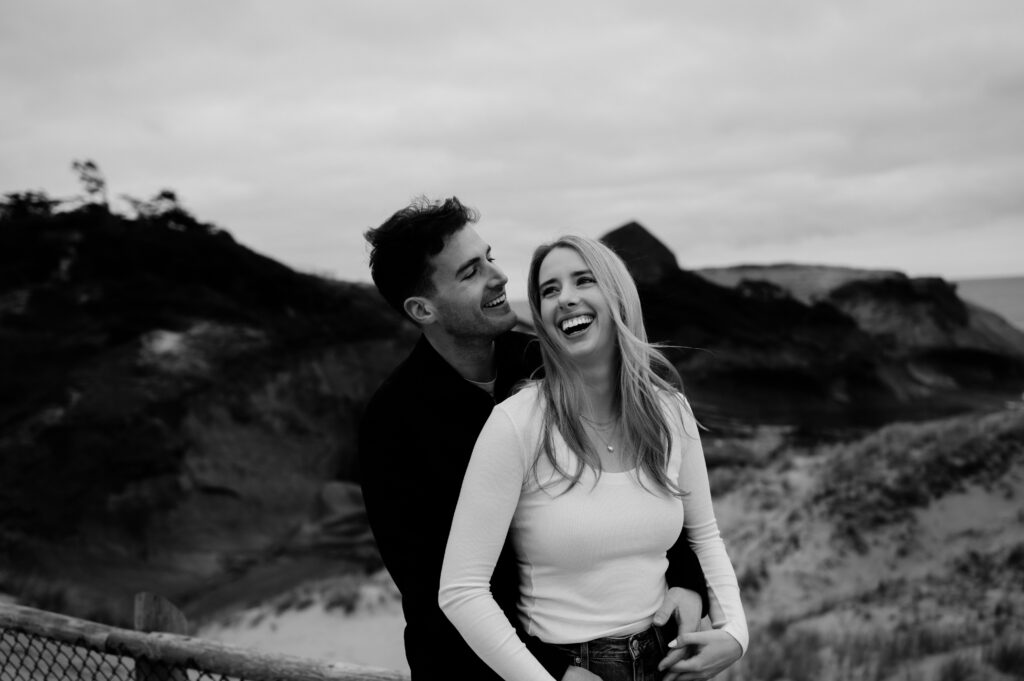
[462,267,477,280]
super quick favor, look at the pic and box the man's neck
[423,329,498,383]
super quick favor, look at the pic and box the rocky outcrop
[601,228,1024,429]
[601,222,679,284]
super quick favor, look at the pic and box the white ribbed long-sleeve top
[439,384,748,681]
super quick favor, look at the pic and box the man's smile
[483,292,507,309]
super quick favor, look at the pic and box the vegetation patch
[812,410,1024,548]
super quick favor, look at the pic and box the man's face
[423,226,517,340]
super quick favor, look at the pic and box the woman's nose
[558,286,578,307]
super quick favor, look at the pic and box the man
[358,197,711,681]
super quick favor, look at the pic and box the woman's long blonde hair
[525,235,692,495]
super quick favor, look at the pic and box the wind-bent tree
[71,159,108,208]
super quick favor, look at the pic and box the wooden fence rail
[0,598,409,681]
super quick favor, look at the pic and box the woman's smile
[558,313,594,336]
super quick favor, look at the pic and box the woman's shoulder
[654,388,699,431]
[655,386,688,410]
[496,379,543,416]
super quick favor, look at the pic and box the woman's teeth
[560,314,594,334]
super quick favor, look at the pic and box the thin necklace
[584,418,619,453]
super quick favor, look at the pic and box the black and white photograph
[2,2,1023,681]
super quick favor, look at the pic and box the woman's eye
[462,267,477,280]
[540,286,557,297]
[578,275,596,285]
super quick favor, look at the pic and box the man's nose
[487,261,509,287]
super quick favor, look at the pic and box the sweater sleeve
[439,407,556,681]
[675,399,750,653]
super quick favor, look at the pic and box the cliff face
[700,263,1024,356]
[603,225,1024,428]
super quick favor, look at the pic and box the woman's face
[536,246,616,368]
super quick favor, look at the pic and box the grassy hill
[707,406,1024,681]
[0,200,416,623]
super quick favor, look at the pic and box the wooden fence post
[134,592,189,681]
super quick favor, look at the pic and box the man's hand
[653,587,703,635]
[658,630,742,681]
[561,665,602,681]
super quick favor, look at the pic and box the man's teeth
[484,293,506,309]
[560,315,594,333]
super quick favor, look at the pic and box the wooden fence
[0,594,408,681]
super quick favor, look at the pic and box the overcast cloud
[2,0,1023,299]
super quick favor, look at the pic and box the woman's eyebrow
[539,270,592,288]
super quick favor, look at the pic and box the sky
[2,0,1023,301]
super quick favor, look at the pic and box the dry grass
[717,622,1024,681]
[812,409,1024,550]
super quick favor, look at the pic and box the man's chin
[485,309,519,335]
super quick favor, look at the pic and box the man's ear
[403,296,436,325]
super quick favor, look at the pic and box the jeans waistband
[551,625,665,662]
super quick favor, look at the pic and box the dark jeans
[526,624,674,681]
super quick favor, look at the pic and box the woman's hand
[658,630,742,681]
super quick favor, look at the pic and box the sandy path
[196,571,409,674]
[199,600,409,673]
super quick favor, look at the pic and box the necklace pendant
[607,445,614,452]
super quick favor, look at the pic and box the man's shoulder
[497,329,538,354]
[360,344,430,430]
[495,330,542,376]
[369,354,420,400]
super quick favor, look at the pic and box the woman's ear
[403,296,436,325]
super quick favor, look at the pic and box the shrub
[936,655,984,681]
[984,637,1024,679]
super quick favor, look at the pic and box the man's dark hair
[364,196,479,317]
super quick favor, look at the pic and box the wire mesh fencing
[0,624,242,681]
[1,626,132,681]
[0,603,407,681]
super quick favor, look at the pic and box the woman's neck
[577,362,617,422]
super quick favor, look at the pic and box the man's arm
[358,398,449,610]
[666,532,710,618]
[651,533,710,649]
[360,427,428,599]
[358,400,497,679]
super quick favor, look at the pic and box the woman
[439,236,747,681]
